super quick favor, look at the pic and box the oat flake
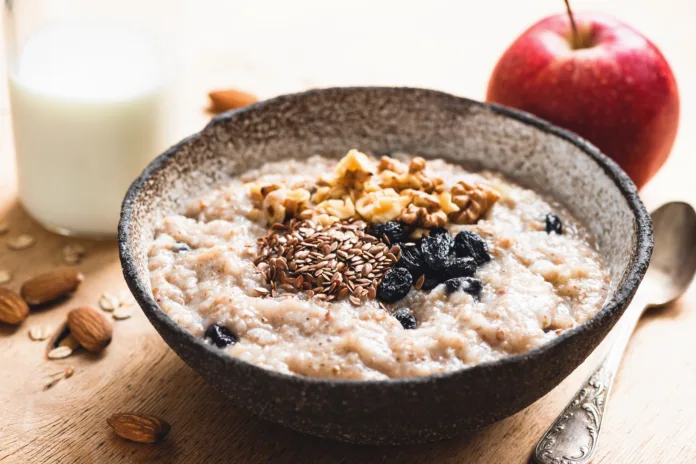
[29,326,52,341]
[47,346,73,360]
[7,234,35,250]
[98,292,120,312]
[113,306,134,320]
[62,244,86,264]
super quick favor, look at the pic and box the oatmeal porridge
[148,150,610,380]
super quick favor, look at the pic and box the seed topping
[255,219,400,304]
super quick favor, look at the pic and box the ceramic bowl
[119,87,652,445]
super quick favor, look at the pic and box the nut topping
[245,150,500,229]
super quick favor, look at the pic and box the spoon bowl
[646,201,696,307]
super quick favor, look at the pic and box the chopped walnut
[332,149,375,188]
[437,192,460,215]
[449,180,501,224]
[399,204,425,226]
[423,210,448,228]
[408,157,426,173]
[377,156,407,173]
[355,189,410,223]
[316,198,356,220]
[263,189,287,224]
[258,187,311,224]
[404,190,440,212]
[399,204,446,228]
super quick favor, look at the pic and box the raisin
[173,242,192,253]
[420,233,455,272]
[444,256,477,279]
[444,277,483,297]
[545,213,563,235]
[377,268,413,303]
[396,243,426,278]
[204,324,237,348]
[367,221,405,243]
[453,230,490,265]
[420,274,441,291]
[428,227,449,237]
[393,308,417,330]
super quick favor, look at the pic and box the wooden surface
[2,1,696,462]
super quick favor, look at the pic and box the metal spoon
[533,201,696,464]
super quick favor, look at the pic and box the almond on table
[67,306,112,352]
[207,89,258,114]
[107,413,171,443]
[21,268,84,306]
[0,287,30,325]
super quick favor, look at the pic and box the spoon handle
[533,295,647,464]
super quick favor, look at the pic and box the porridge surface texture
[148,154,610,380]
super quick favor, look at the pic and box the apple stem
[563,0,580,49]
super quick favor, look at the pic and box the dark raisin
[420,274,442,291]
[377,268,413,303]
[454,230,490,265]
[396,242,426,277]
[444,277,483,297]
[420,233,455,272]
[393,308,417,329]
[428,227,449,237]
[444,256,477,279]
[545,213,563,235]
[367,221,405,243]
[173,242,192,253]
[204,324,237,348]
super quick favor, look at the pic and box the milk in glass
[8,22,164,237]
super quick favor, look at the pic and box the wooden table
[2,1,695,462]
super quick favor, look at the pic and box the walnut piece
[449,180,501,224]
[408,157,426,173]
[377,156,407,173]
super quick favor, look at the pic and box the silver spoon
[533,201,696,464]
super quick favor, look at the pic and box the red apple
[486,11,679,189]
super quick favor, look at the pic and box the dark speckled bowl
[118,87,652,445]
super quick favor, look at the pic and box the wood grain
[2,1,696,462]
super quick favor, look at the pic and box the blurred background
[0,0,692,212]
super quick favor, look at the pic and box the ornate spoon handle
[533,294,647,464]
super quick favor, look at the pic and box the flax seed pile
[254,219,401,305]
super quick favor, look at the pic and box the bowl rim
[118,86,653,387]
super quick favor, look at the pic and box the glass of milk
[3,0,167,238]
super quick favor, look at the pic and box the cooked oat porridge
[148,150,610,380]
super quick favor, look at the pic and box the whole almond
[107,413,171,443]
[0,287,29,324]
[208,89,258,114]
[21,268,84,306]
[67,306,112,352]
